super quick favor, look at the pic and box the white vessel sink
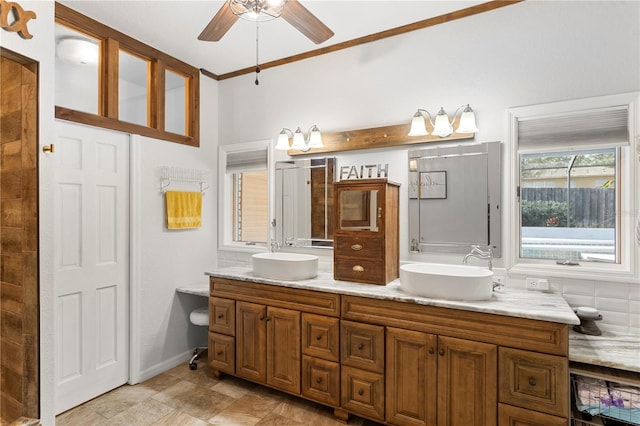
[252,252,319,281]
[399,263,494,301]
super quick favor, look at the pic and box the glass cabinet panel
[339,189,379,232]
[119,49,149,126]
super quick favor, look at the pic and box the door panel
[236,301,267,382]
[266,306,300,394]
[54,121,129,414]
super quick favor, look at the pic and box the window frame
[55,3,200,147]
[506,93,639,283]
[218,140,273,252]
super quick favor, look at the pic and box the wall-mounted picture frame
[419,171,447,199]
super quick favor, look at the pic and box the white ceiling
[59,1,487,76]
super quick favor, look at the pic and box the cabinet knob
[528,378,537,386]
[316,334,322,341]
[358,389,364,396]
[351,244,363,251]
[265,317,271,322]
[428,348,435,354]
[217,313,224,319]
[357,343,364,350]
[316,378,322,384]
[439,349,445,356]
[352,265,364,272]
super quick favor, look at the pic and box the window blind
[226,148,268,173]
[518,105,629,151]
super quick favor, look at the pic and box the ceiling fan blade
[281,0,334,44]
[198,2,240,41]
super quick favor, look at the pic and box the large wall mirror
[275,157,336,249]
[408,142,501,256]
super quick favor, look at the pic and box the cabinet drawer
[341,320,385,373]
[334,258,384,285]
[335,236,383,260]
[208,332,235,374]
[498,403,567,426]
[341,366,385,421]
[302,355,340,407]
[499,347,569,417]
[302,313,339,362]
[210,297,235,336]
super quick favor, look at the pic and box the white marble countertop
[569,330,640,373]
[203,266,580,325]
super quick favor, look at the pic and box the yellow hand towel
[165,191,202,229]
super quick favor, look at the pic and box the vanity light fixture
[408,104,479,137]
[275,125,323,151]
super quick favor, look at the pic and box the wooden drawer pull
[316,334,322,341]
[528,378,537,386]
[351,244,363,251]
[217,351,223,356]
[352,265,364,272]
[357,343,364,350]
[316,378,322,384]
[358,389,364,396]
[217,313,224,319]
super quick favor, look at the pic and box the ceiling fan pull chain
[255,19,261,85]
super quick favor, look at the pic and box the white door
[53,121,130,414]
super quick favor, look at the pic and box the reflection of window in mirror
[510,93,637,280]
[219,141,270,249]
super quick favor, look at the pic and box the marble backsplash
[217,250,639,336]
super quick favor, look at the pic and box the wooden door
[53,121,130,414]
[437,336,497,426]
[386,328,437,426]
[266,306,300,394]
[235,301,266,383]
[0,53,39,422]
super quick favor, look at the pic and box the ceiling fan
[198,0,334,44]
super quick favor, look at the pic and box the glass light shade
[432,107,453,137]
[275,130,291,150]
[455,105,479,133]
[57,38,99,65]
[408,112,429,136]
[290,128,307,150]
[307,125,323,148]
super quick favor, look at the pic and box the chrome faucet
[463,245,493,270]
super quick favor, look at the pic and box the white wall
[217,1,640,334]
[132,74,218,379]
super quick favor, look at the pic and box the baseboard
[130,349,194,384]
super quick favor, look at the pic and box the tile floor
[56,360,383,426]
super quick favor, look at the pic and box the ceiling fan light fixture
[229,0,287,22]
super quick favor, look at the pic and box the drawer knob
[217,313,224,319]
[352,265,364,272]
[528,378,537,386]
[358,389,364,396]
[217,351,223,356]
[316,335,322,341]
[316,378,322,384]
[357,343,364,350]
[351,244,363,251]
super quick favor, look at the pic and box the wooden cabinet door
[386,328,437,426]
[236,301,267,383]
[437,336,497,426]
[266,306,301,394]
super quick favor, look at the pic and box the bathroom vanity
[206,268,579,426]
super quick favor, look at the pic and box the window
[508,93,639,282]
[55,3,200,147]
[219,141,271,250]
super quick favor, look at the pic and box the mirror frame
[274,157,336,250]
[408,141,502,256]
